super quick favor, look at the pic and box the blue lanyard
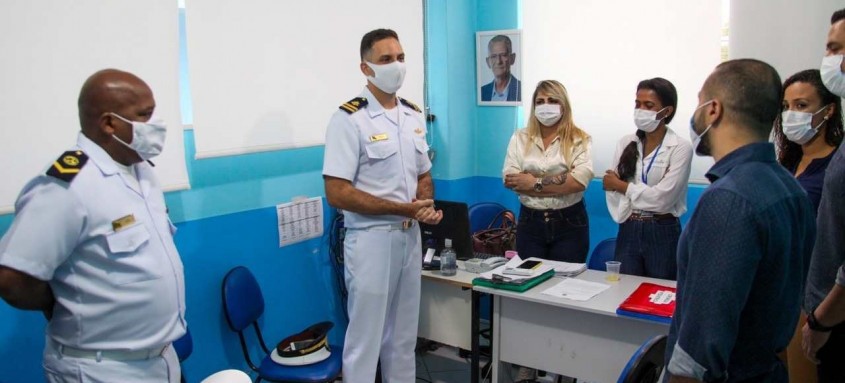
[641,141,663,184]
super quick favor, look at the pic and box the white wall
[0,0,189,214]
[730,0,841,81]
[185,0,425,158]
[522,0,722,183]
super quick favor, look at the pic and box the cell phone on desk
[503,259,542,276]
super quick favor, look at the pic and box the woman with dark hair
[603,78,692,280]
[776,69,842,383]
[774,69,843,212]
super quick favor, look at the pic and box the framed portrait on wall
[476,29,522,106]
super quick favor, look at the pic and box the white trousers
[43,337,180,383]
[342,225,422,383]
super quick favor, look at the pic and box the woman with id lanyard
[603,78,692,280]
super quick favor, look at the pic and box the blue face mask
[689,100,715,156]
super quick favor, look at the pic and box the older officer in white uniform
[0,69,186,382]
[323,28,443,382]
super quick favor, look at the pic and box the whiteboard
[185,0,425,158]
[0,0,189,214]
[522,0,722,183]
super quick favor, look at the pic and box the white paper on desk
[542,260,587,277]
[479,256,553,282]
[541,278,611,301]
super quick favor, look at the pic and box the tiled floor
[414,343,571,383]
[415,343,490,383]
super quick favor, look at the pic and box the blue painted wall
[0,1,710,382]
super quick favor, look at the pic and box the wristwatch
[808,309,835,332]
[533,178,543,192]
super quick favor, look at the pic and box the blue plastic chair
[588,237,617,271]
[617,335,667,383]
[468,202,508,233]
[173,329,193,383]
[222,266,342,383]
[174,328,193,362]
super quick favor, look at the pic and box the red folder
[616,282,676,324]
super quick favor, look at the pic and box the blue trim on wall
[425,0,478,180]
[179,8,193,125]
[475,0,522,177]
[165,130,326,223]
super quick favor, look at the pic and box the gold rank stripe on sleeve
[399,97,421,113]
[46,150,89,183]
[339,97,368,114]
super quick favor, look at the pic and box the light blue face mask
[821,54,845,97]
[689,100,714,156]
[110,113,168,161]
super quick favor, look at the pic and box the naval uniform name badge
[112,214,137,232]
[369,133,389,142]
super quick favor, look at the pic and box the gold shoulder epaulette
[339,97,368,114]
[46,150,88,183]
[399,97,422,113]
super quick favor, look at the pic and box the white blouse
[605,128,693,223]
[503,128,594,210]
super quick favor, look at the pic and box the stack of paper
[541,278,611,301]
[479,256,553,282]
[542,260,587,277]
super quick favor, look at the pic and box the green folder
[472,269,555,292]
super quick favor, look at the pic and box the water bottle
[440,238,457,276]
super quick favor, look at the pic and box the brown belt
[628,212,676,221]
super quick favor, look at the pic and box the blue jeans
[515,201,589,263]
[615,217,680,280]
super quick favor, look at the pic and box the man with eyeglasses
[481,34,521,102]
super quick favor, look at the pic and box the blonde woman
[503,80,594,264]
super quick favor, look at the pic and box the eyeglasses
[487,53,512,61]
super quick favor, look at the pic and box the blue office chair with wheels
[173,328,193,383]
[468,202,508,233]
[617,335,667,383]
[588,238,617,271]
[222,266,342,383]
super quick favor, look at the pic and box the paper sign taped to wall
[277,196,323,247]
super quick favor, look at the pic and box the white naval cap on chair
[200,369,252,383]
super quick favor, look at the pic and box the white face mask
[821,54,845,97]
[534,104,562,126]
[633,107,668,133]
[366,61,406,94]
[689,100,715,156]
[110,113,167,161]
[781,106,829,145]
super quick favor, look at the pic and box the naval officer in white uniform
[323,28,443,382]
[0,69,187,382]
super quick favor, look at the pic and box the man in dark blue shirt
[665,59,816,383]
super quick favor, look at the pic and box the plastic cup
[605,261,621,282]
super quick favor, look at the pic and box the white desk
[475,270,676,383]
[419,261,476,350]
[419,261,487,383]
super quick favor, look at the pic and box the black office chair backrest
[619,334,668,383]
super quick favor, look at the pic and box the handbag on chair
[471,210,517,256]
